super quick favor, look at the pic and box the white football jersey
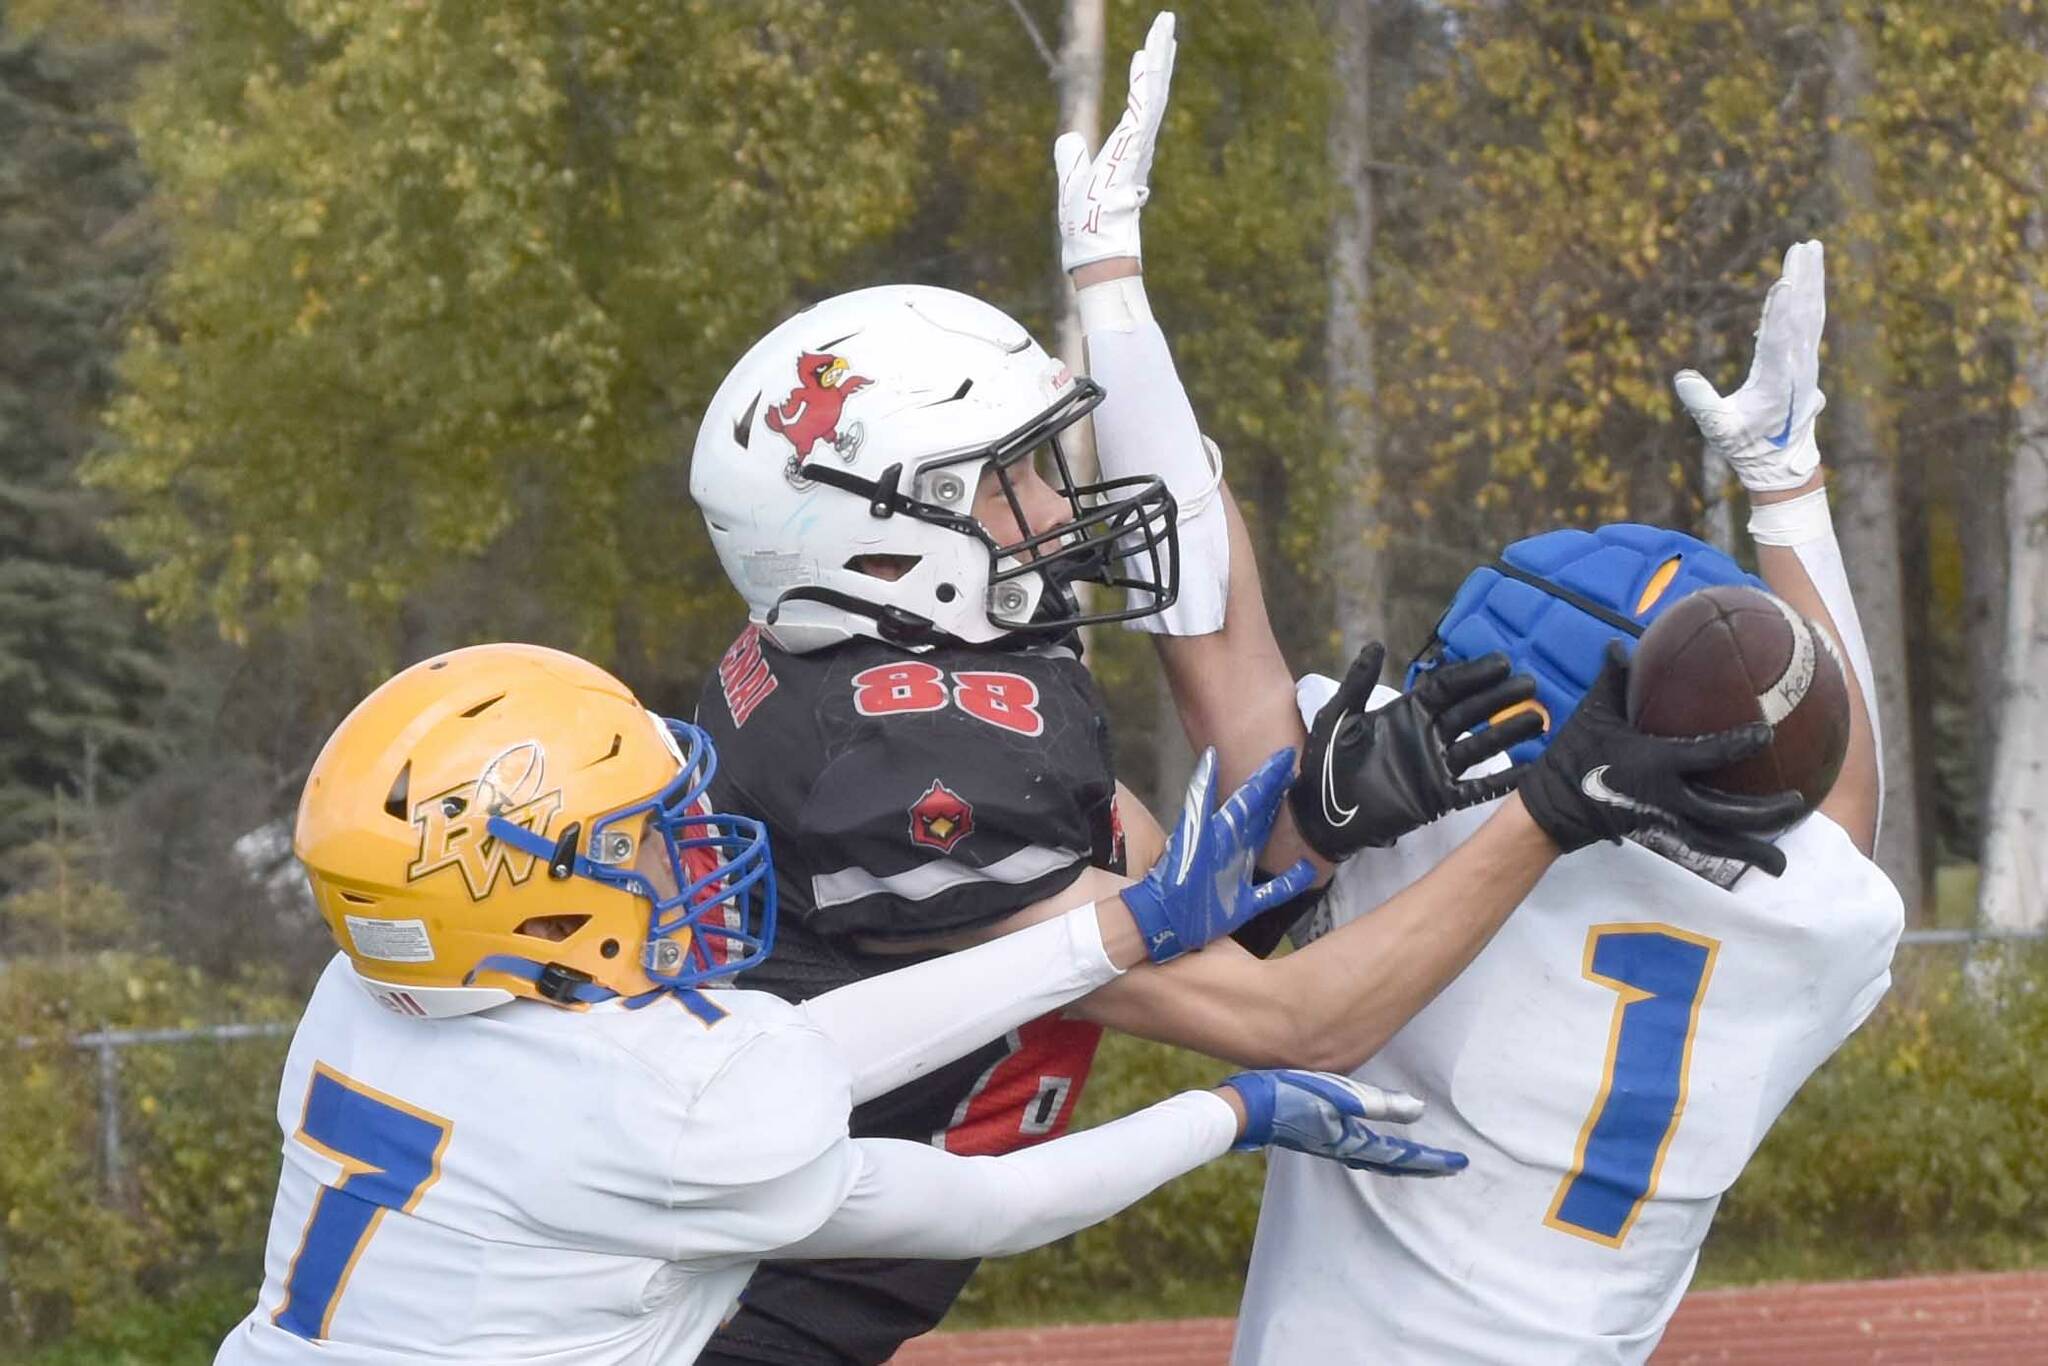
[216,954,857,1365]
[1233,683,1903,1366]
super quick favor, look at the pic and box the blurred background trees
[0,0,2037,972]
[0,8,161,873]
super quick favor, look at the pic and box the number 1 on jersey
[274,1063,453,1340]
[1545,924,1719,1249]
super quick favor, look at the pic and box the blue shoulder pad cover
[1407,524,1765,762]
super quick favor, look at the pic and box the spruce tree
[0,12,161,866]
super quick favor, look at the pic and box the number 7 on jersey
[1545,923,1719,1248]
[273,1063,454,1340]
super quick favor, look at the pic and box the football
[1625,584,1851,811]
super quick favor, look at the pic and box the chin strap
[468,954,620,1006]
[767,585,946,647]
[466,953,728,1021]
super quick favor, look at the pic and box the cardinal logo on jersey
[908,779,974,854]
[765,350,871,463]
[407,740,565,900]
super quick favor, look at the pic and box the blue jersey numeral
[273,1063,454,1340]
[1544,923,1719,1248]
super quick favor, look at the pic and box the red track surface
[888,1270,2048,1364]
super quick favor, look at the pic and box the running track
[889,1270,2048,1363]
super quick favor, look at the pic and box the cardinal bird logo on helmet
[765,349,872,467]
[908,780,974,855]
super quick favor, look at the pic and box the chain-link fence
[12,1021,293,1202]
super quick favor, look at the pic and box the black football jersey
[695,624,1125,1366]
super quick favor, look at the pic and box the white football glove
[1053,12,1176,271]
[1673,239,1827,492]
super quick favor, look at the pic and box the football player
[685,57,1799,1363]
[1230,253,1903,1364]
[216,642,1461,1365]
[1058,19,1903,1361]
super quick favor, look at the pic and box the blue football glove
[1224,1068,1468,1177]
[1120,747,1315,965]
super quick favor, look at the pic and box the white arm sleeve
[1748,486,1884,822]
[771,1090,1239,1260]
[794,903,1121,1106]
[1079,276,1229,636]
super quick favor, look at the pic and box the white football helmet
[690,285,1178,653]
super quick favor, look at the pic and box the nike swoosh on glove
[1287,641,1544,860]
[1054,12,1176,270]
[1121,747,1315,964]
[1224,1069,1467,1177]
[1517,641,1807,876]
[1673,239,1827,492]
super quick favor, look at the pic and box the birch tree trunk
[1055,0,1104,477]
[1688,314,1737,552]
[1828,9,1926,912]
[1978,109,2048,932]
[1326,0,1387,657]
[1958,425,2009,817]
[1700,450,1736,554]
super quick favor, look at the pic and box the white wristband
[1747,486,1832,546]
[1076,275,1155,335]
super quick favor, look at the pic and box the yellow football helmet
[296,643,774,1017]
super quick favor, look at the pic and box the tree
[92,0,927,670]
[1054,0,1104,413]
[1381,2,1832,537]
[1325,0,1387,656]
[1827,2,1926,910]
[0,15,162,864]
[1858,0,2048,912]
[1979,72,2048,931]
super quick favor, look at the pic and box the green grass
[1693,1230,2048,1291]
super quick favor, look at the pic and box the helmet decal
[406,740,565,901]
[765,348,872,477]
[730,391,762,449]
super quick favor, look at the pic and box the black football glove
[1287,642,1545,860]
[1518,641,1806,875]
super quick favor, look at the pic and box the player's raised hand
[1054,11,1176,271]
[1121,747,1315,964]
[1222,1069,1467,1177]
[1673,240,1827,492]
[1288,641,1543,860]
[1516,642,1807,876]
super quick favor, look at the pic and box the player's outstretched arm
[1674,239,1880,853]
[1155,490,1326,876]
[1076,793,1560,1070]
[1055,20,1503,877]
[1076,649,1805,1072]
[795,750,1312,1104]
[1052,11,1310,856]
[768,1070,1460,1262]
